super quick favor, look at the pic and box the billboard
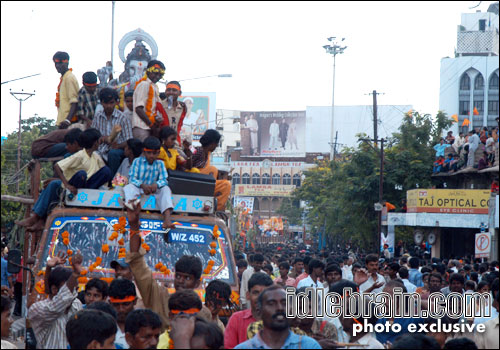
[240,111,306,157]
[179,92,216,142]
[235,184,295,197]
[407,189,490,214]
[234,196,255,214]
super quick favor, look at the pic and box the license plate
[168,231,206,244]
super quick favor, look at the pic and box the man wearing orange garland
[132,60,165,141]
[53,51,79,129]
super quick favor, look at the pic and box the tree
[287,111,454,251]
[1,116,57,229]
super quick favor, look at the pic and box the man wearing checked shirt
[123,136,176,230]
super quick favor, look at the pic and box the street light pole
[323,37,347,161]
[9,90,35,193]
[159,74,232,85]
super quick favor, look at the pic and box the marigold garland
[102,244,110,254]
[63,238,70,246]
[142,243,150,252]
[118,238,125,246]
[37,270,45,276]
[78,277,88,284]
[67,249,73,256]
[80,269,88,276]
[209,241,217,249]
[35,280,45,294]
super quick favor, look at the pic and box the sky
[1,1,493,136]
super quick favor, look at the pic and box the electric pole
[332,131,339,161]
[367,90,384,147]
[9,90,35,193]
[359,136,385,252]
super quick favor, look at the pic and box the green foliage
[276,198,302,226]
[286,110,451,250]
[1,116,57,229]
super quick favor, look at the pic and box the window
[489,101,499,115]
[479,19,486,31]
[460,74,470,90]
[473,101,484,113]
[232,173,240,185]
[242,173,250,185]
[262,173,270,184]
[282,174,291,185]
[474,74,484,90]
[293,174,302,187]
[490,73,499,89]
[252,173,261,184]
[459,100,470,115]
[272,173,281,185]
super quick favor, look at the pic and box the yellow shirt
[157,330,171,349]
[56,149,106,182]
[158,147,200,173]
[57,70,79,125]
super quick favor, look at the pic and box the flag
[473,107,479,116]
[385,202,396,211]
[451,114,458,123]
[462,118,470,126]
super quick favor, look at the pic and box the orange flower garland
[37,270,45,276]
[209,241,217,249]
[101,244,109,254]
[155,262,171,275]
[35,280,45,294]
[142,243,150,252]
[67,249,73,256]
[118,238,125,246]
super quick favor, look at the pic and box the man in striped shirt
[91,88,133,177]
[123,136,175,230]
[28,251,84,349]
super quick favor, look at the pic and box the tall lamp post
[9,89,35,193]
[323,37,347,161]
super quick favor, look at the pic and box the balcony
[457,30,499,56]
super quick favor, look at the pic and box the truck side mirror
[7,249,22,274]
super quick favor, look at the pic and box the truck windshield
[39,215,235,286]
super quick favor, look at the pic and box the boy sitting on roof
[123,136,175,230]
[17,128,112,232]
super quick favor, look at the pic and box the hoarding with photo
[240,111,306,157]
[179,92,216,142]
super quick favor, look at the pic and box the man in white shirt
[342,256,354,281]
[356,254,386,295]
[297,259,326,316]
[240,254,266,309]
[398,267,417,293]
[467,129,480,168]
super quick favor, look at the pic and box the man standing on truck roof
[132,60,165,141]
[27,251,83,349]
[53,51,79,129]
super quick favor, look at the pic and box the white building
[305,105,412,153]
[439,5,499,135]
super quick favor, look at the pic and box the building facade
[439,7,499,134]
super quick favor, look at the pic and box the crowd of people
[2,230,499,349]
[16,50,232,234]
[432,125,498,174]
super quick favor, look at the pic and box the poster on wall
[234,196,255,214]
[179,92,216,142]
[239,111,306,157]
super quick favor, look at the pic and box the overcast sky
[1,1,492,136]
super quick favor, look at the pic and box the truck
[3,157,239,347]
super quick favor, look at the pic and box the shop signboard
[235,184,295,197]
[407,189,490,214]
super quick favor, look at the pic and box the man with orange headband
[53,51,79,129]
[159,81,190,144]
[108,278,137,349]
[75,71,99,129]
[132,60,165,141]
